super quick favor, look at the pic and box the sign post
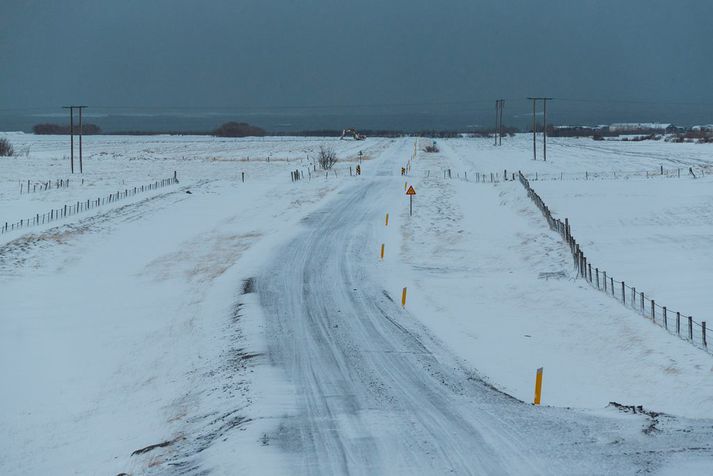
[406,185,416,216]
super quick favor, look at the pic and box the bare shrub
[0,138,14,156]
[318,145,337,169]
[423,145,439,153]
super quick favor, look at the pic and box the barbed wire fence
[423,164,711,183]
[517,170,710,354]
[2,172,179,235]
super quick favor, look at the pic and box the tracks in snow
[256,139,713,475]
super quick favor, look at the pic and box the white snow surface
[1,133,713,474]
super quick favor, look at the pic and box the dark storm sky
[1,0,712,128]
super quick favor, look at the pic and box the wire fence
[19,178,73,194]
[441,164,711,184]
[2,172,179,235]
[517,170,710,354]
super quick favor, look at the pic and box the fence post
[595,268,599,289]
[689,316,693,340]
[588,263,592,282]
[651,300,655,322]
[640,292,644,313]
[621,281,625,304]
[582,255,586,278]
[677,312,681,335]
[603,271,607,292]
[632,287,636,308]
[663,307,667,330]
[610,277,614,296]
[703,322,707,348]
[573,245,578,269]
[565,218,569,241]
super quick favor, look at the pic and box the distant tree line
[33,123,102,135]
[213,122,266,137]
[271,129,404,138]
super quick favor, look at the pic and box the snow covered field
[2,132,713,474]
[533,177,713,329]
[401,137,713,418]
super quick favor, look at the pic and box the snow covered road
[258,139,541,474]
[256,139,713,475]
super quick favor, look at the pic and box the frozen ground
[1,133,713,474]
[533,177,713,328]
[399,138,713,419]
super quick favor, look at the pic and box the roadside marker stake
[380,243,385,260]
[404,181,408,191]
[533,367,543,405]
[385,213,389,226]
[401,287,407,308]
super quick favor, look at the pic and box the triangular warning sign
[406,185,416,195]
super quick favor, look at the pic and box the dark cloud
[1,0,712,129]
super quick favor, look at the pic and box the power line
[2,94,713,114]
[1,96,712,114]
[553,97,713,107]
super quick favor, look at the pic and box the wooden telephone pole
[62,105,87,173]
[526,97,552,161]
[498,99,504,145]
[494,100,499,146]
[494,99,505,146]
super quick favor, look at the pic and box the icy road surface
[257,139,713,475]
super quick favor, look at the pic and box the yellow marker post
[401,287,407,308]
[404,181,408,191]
[385,213,389,226]
[533,367,543,405]
[380,243,385,260]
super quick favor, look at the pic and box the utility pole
[494,99,505,146]
[78,106,86,173]
[526,97,553,161]
[542,98,550,162]
[499,99,504,146]
[528,98,536,160]
[63,106,74,173]
[494,100,499,146]
[62,105,87,173]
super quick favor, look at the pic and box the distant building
[608,123,678,133]
[692,125,713,132]
[549,125,607,137]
